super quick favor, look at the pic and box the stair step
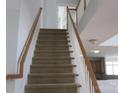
[35,46,70,51]
[37,42,69,45]
[32,60,72,64]
[30,69,73,73]
[34,50,73,53]
[34,53,70,57]
[29,73,78,77]
[37,40,70,42]
[36,44,70,46]
[39,32,69,35]
[32,57,75,61]
[36,45,72,47]
[34,54,70,59]
[32,58,74,64]
[38,35,69,37]
[38,36,69,40]
[40,29,67,31]
[37,40,70,44]
[33,56,74,59]
[39,33,68,36]
[28,73,78,84]
[25,83,81,93]
[39,30,68,33]
[30,65,75,73]
[31,64,76,68]
[25,83,81,88]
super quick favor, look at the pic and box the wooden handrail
[68,10,101,93]
[76,0,87,10]
[6,8,42,80]
[76,0,81,10]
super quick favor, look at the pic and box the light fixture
[89,39,98,45]
[93,49,100,54]
[80,54,83,57]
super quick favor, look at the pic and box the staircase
[25,29,81,93]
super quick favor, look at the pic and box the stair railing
[67,0,89,25]
[67,8,101,93]
[6,8,42,80]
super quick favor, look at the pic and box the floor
[98,80,118,93]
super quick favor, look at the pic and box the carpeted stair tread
[31,64,76,68]
[28,73,78,77]
[34,50,73,53]
[32,57,75,60]
[25,83,81,88]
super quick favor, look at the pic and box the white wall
[78,0,103,32]
[6,0,21,93]
[105,56,118,62]
[43,0,58,28]
[17,0,41,63]
[68,13,88,93]
[6,0,43,93]
[15,15,41,93]
[6,0,21,74]
[77,0,84,24]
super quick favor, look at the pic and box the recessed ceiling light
[80,54,83,57]
[93,49,100,54]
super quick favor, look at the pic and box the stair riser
[34,51,72,53]
[33,57,73,60]
[37,40,69,42]
[35,47,69,51]
[32,61,71,65]
[34,52,70,55]
[25,88,78,93]
[39,33,68,35]
[34,53,70,56]
[38,37,69,40]
[30,68,73,73]
[32,58,73,62]
[32,59,74,62]
[36,44,69,46]
[28,78,75,84]
[39,30,68,32]
[40,29,67,31]
[38,35,69,39]
[34,53,70,57]
[34,54,70,58]
[39,31,67,33]
[36,45,70,47]
[36,42,69,45]
[38,34,68,37]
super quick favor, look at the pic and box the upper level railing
[68,0,90,25]
[6,8,42,80]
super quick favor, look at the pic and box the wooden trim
[68,8,77,11]
[84,0,87,10]
[68,10,101,93]
[6,8,42,80]
[76,10,78,25]
[76,0,81,10]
